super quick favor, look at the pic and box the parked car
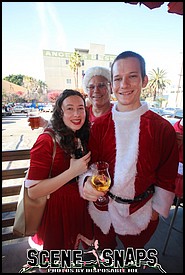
[42,104,53,112]
[162,109,183,126]
[150,107,163,115]
[174,109,183,119]
[2,105,13,116]
[37,103,45,111]
[162,108,183,118]
[163,116,180,126]
[162,107,177,117]
[13,105,27,113]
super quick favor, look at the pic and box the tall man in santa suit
[79,51,179,250]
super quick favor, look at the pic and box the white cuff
[78,169,92,198]
[88,202,111,234]
[152,186,175,218]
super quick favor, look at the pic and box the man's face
[87,75,111,107]
[112,57,148,111]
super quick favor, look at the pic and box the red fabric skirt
[36,181,94,250]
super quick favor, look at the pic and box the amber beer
[29,112,40,130]
[91,174,111,191]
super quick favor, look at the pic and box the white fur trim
[108,102,152,234]
[88,202,111,234]
[82,66,111,94]
[152,186,175,218]
[110,103,142,217]
[109,102,149,216]
[78,169,92,198]
[109,199,153,235]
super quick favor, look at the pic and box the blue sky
[2,2,183,87]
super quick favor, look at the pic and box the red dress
[28,105,114,250]
[26,132,94,250]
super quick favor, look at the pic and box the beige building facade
[2,79,27,103]
[43,43,116,92]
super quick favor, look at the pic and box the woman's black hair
[51,89,90,157]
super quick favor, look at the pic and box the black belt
[107,185,154,204]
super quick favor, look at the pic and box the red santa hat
[82,66,111,94]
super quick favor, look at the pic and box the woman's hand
[28,116,48,129]
[69,151,91,177]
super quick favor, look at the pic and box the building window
[66,60,69,65]
[96,54,98,60]
[66,79,71,84]
[82,70,85,77]
[81,60,84,66]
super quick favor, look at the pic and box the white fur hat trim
[82,66,111,94]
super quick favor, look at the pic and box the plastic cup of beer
[29,111,41,130]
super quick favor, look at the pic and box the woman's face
[61,95,86,132]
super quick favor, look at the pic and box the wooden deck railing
[2,149,30,242]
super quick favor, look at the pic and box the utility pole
[176,53,183,107]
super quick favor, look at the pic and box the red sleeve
[173,120,183,134]
[28,133,56,180]
[156,121,179,191]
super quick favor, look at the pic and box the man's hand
[82,177,105,202]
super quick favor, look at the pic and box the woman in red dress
[28,67,117,250]
[25,89,93,251]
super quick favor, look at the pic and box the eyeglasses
[86,82,109,92]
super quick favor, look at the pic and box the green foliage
[147,68,171,101]
[3,74,48,103]
[3,74,47,89]
[69,51,82,88]
[3,74,24,86]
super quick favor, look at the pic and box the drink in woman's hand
[29,112,41,130]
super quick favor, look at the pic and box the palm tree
[69,51,81,89]
[37,80,48,96]
[147,68,171,101]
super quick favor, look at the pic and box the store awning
[123,2,183,15]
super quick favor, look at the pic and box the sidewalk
[2,206,183,273]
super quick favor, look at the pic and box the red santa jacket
[79,104,179,235]
[173,119,183,198]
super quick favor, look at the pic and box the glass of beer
[28,111,41,130]
[90,161,111,206]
